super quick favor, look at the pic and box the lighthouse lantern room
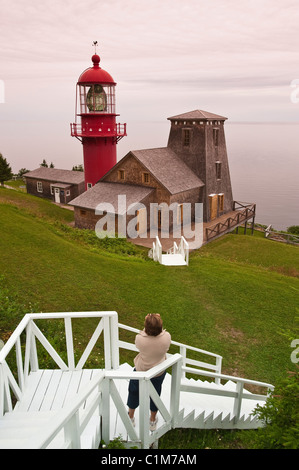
[71,50,126,189]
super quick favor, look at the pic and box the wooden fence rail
[206,202,256,242]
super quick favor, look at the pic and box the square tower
[167,110,233,222]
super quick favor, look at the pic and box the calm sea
[225,123,299,231]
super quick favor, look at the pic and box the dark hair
[144,313,163,336]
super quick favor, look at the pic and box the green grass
[4,179,27,191]
[0,187,298,448]
[0,186,74,224]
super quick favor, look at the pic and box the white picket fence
[0,312,274,449]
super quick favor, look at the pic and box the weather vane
[93,41,98,54]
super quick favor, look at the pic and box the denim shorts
[127,369,167,412]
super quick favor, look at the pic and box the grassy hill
[1,186,298,448]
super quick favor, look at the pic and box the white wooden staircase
[150,236,189,266]
[0,312,274,449]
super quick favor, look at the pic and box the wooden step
[161,254,187,266]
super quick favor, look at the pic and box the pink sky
[0,0,298,173]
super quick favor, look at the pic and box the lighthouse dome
[78,54,116,85]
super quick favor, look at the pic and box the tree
[40,159,55,168]
[0,153,13,186]
[17,168,30,178]
[72,164,84,172]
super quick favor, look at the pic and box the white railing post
[24,320,39,381]
[179,345,187,379]
[154,236,162,264]
[101,377,110,445]
[233,381,244,423]
[139,378,150,449]
[170,357,182,428]
[181,236,189,265]
[64,410,81,449]
[103,316,112,369]
[64,317,75,370]
[109,313,120,369]
[15,337,24,392]
[0,364,5,416]
[215,356,222,384]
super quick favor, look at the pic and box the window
[66,190,70,196]
[142,172,150,184]
[118,169,125,181]
[37,181,43,193]
[213,128,219,147]
[216,161,222,180]
[80,210,86,216]
[183,128,191,147]
[87,183,92,189]
[158,210,162,229]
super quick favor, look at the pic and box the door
[137,208,147,235]
[177,204,183,226]
[209,194,218,220]
[54,187,60,203]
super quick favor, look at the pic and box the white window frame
[37,181,43,193]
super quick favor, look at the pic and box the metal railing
[70,123,126,140]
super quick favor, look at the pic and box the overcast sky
[0,0,298,172]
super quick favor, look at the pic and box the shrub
[252,369,299,449]
[287,226,299,235]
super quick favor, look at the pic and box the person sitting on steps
[127,313,171,431]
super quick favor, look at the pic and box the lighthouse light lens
[86,85,107,112]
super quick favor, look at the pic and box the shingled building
[24,168,85,205]
[70,109,234,234]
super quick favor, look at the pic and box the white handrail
[103,354,183,448]
[179,236,189,265]
[181,366,274,423]
[27,372,105,449]
[0,312,119,416]
[105,353,182,381]
[0,312,274,448]
[182,366,274,391]
[152,236,162,263]
[118,323,223,380]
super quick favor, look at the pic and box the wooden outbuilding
[24,168,85,205]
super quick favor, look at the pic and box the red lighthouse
[71,50,126,190]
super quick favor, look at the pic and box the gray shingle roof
[69,182,154,214]
[129,147,204,194]
[24,167,85,185]
[168,109,227,121]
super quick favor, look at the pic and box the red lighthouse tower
[71,50,126,190]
